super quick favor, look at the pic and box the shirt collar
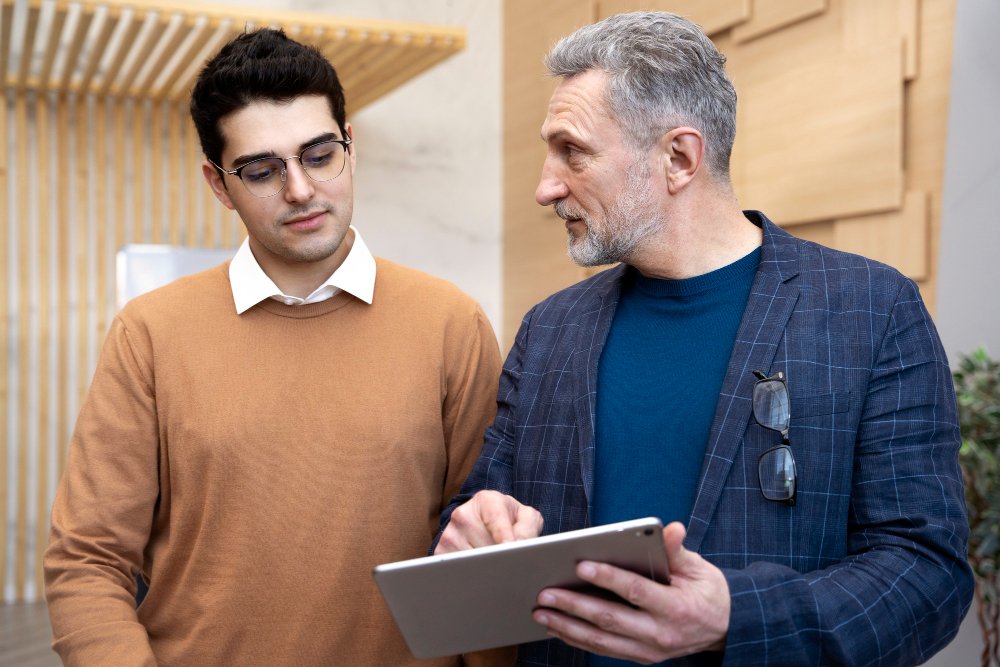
[228,226,376,314]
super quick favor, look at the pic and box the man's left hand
[532,521,729,664]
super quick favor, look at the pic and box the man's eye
[243,161,280,182]
[564,145,588,165]
[303,148,335,167]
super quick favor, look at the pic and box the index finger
[478,493,521,544]
[511,502,544,541]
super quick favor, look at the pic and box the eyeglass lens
[752,377,790,433]
[240,141,348,197]
[758,446,796,501]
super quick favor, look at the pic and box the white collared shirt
[228,226,376,314]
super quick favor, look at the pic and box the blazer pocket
[793,391,851,418]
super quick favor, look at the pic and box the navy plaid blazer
[438,212,973,666]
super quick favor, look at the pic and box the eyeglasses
[752,370,796,506]
[210,138,353,198]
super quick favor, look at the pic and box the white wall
[936,0,1000,364]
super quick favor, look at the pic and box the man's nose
[282,159,315,203]
[535,156,569,206]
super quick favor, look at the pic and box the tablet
[372,516,669,659]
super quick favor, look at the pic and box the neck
[629,185,761,280]
[254,228,354,298]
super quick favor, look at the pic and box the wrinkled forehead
[540,71,618,143]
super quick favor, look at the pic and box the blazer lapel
[571,265,626,512]
[685,214,801,550]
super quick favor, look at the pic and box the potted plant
[954,347,1000,666]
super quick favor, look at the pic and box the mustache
[553,201,585,222]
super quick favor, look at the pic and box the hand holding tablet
[373,517,669,659]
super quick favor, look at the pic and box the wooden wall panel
[735,41,904,225]
[732,0,826,42]
[834,191,929,281]
[502,0,597,347]
[598,0,750,34]
[794,193,929,283]
[789,220,835,249]
[898,0,956,313]
[843,0,919,80]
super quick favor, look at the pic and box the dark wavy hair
[189,28,347,167]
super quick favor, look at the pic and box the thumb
[663,521,692,573]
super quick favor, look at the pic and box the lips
[283,210,327,230]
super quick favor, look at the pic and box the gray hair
[544,11,737,180]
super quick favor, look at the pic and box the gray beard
[562,164,662,267]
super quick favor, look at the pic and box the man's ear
[658,126,705,195]
[344,122,357,175]
[202,160,236,210]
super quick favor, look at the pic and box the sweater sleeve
[44,316,159,666]
[718,279,973,666]
[435,305,534,545]
[439,304,503,511]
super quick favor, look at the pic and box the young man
[435,12,973,666]
[44,29,502,666]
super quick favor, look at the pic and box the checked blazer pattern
[438,212,973,666]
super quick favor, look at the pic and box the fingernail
[538,591,555,606]
[579,562,597,578]
[534,611,549,625]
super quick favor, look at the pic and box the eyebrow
[541,127,581,145]
[230,132,341,169]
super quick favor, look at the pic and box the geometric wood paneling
[843,0,920,81]
[784,218,835,249]
[899,0,957,313]
[792,191,929,282]
[734,40,904,225]
[598,0,751,35]
[834,190,929,281]
[732,0,826,43]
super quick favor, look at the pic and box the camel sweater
[44,258,502,666]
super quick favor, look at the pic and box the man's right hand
[435,490,544,554]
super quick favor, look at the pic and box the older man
[435,11,972,666]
